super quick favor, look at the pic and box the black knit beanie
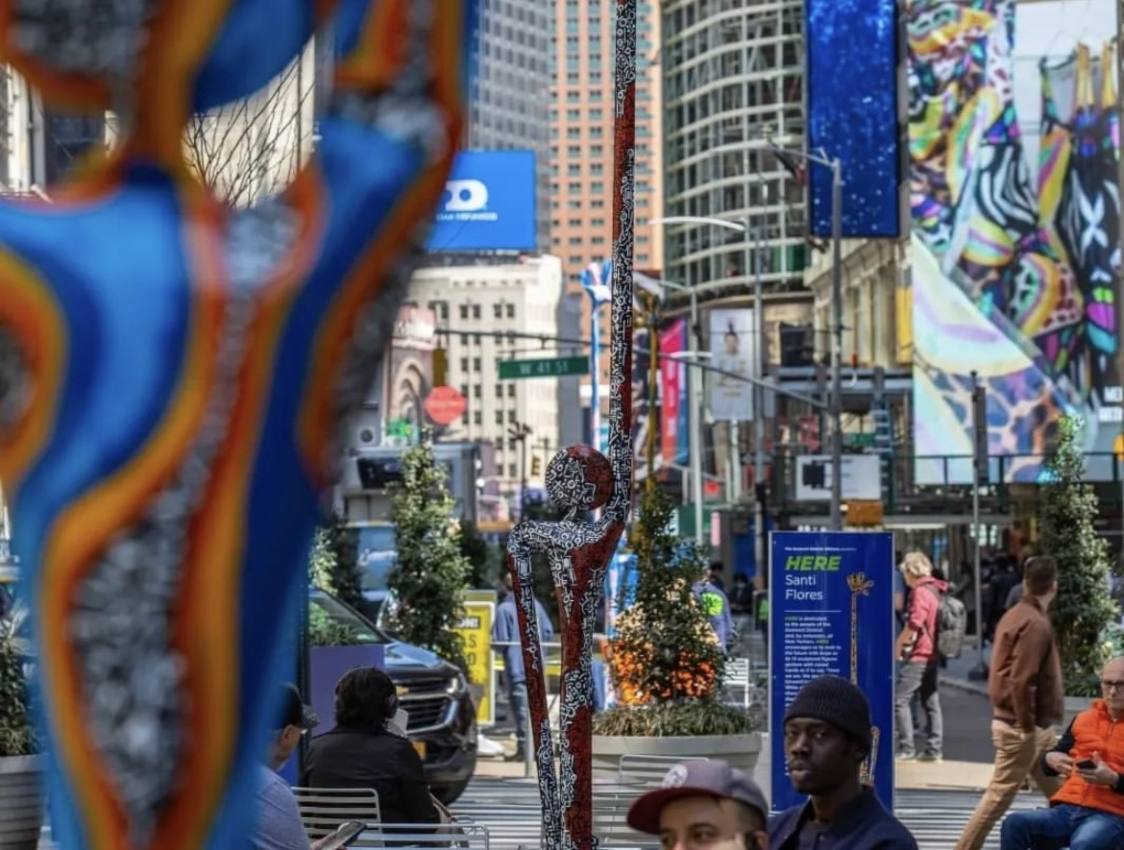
[783,675,872,752]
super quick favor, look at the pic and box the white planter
[0,754,43,850]
[592,733,762,780]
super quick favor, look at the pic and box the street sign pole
[969,370,988,681]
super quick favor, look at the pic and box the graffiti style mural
[504,3,636,849]
[0,2,474,848]
[907,0,1121,483]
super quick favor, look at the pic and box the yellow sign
[455,599,495,726]
[1115,433,1124,463]
[845,500,884,527]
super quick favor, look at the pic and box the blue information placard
[769,531,894,813]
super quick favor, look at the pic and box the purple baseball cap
[626,760,768,835]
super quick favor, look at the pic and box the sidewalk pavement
[938,641,993,698]
[475,734,999,794]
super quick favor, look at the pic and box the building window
[495,411,504,425]
[506,304,515,319]
[472,357,482,371]
[474,334,482,345]
[460,384,468,398]
[473,411,482,425]
[507,384,516,398]
[459,358,468,372]
[473,384,482,398]
[494,303,503,319]
[495,384,503,398]
[509,463,518,479]
[472,304,481,319]
[507,410,516,423]
[459,304,468,319]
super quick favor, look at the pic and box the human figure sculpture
[0,2,474,848]
[504,3,637,849]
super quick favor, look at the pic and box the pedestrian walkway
[452,777,1042,849]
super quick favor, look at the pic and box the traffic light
[432,347,448,386]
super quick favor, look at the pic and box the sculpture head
[546,445,613,514]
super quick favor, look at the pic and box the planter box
[0,754,43,850]
[592,733,762,780]
[1064,695,1092,726]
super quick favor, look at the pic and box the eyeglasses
[1101,680,1124,692]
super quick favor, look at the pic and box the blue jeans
[507,679,529,749]
[1001,803,1124,850]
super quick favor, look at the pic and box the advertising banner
[426,150,537,252]
[806,0,902,237]
[708,309,755,422]
[908,0,1121,483]
[770,532,894,813]
[660,318,689,464]
[455,598,496,726]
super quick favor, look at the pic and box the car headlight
[446,672,468,695]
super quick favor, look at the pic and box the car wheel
[431,778,471,805]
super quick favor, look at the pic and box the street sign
[770,532,894,813]
[498,355,589,380]
[424,386,467,425]
[455,598,496,726]
[794,455,881,502]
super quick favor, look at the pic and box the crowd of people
[253,548,1124,849]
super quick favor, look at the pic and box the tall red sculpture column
[504,2,637,849]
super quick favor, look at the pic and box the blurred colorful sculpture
[505,3,637,849]
[0,1,474,848]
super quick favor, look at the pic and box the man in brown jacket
[955,556,1064,850]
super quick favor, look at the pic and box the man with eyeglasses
[999,656,1124,849]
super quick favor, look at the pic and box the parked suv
[309,588,477,803]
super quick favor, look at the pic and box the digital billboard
[806,0,904,237]
[425,150,537,252]
[908,0,1121,483]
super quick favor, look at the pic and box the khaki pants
[955,720,1062,850]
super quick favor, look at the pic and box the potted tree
[1039,416,1118,719]
[0,604,43,849]
[592,481,762,775]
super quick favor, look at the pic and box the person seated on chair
[626,759,768,849]
[253,684,336,850]
[302,667,439,828]
[999,656,1124,850]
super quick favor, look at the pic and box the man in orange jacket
[1000,656,1124,849]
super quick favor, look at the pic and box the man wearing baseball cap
[626,759,768,849]
[252,684,335,850]
[770,676,917,849]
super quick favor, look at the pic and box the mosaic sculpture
[504,3,636,849]
[0,2,474,848]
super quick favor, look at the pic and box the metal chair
[352,821,490,848]
[292,786,380,841]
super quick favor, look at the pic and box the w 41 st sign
[499,356,589,379]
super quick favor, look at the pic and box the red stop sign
[424,386,467,426]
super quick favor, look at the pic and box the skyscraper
[468,0,554,252]
[660,0,807,294]
[549,0,664,443]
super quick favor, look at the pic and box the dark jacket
[302,726,439,826]
[988,595,1063,731]
[769,789,918,850]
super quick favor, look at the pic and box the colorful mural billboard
[908,0,1121,483]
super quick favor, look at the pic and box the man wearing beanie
[627,759,768,849]
[770,676,918,849]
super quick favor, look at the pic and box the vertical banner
[456,596,496,726]
[660,318,688,464]
[708,308,755,421]
[770,532,894,812]
[806,0,903,237]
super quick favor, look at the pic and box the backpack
[924,585,967,660]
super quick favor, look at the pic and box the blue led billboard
[425,150,537,252]
[806,0,903,238]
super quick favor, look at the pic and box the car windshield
[309,590,387,647]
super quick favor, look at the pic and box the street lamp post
[508,421,533,519]
[763,143,845,529]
